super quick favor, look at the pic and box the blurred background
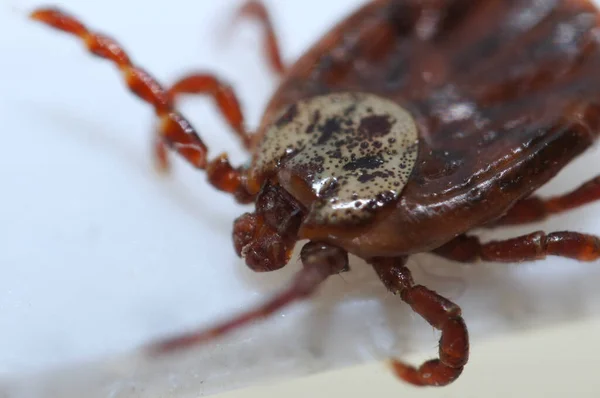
[1,0,600,397]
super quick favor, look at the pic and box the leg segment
[233,0,286,75]
[433,231,600,263]
[30,8,252,200]
[147,241,348,354]
[163,0,286,146]
[372,257,469,387]
[166,74,251,148]
[494,176,600,226]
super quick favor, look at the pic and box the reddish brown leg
[493,176,600,226]
[166,74,251,148]
[232,0,286,75]
[147,241,348,354]
[163,1,286,149]
[433,231,600,263]
[30,8,252,201]
[372,257,469,387]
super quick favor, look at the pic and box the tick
[29,0,600,387]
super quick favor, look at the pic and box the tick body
[30,0,600,388]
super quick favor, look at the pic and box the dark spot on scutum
[358,171,390,183]
[318,178,340,197]
[346,141,359,150]
[334,139,346,148]
[343,104,357,116]
[317,117,342,145]
[282,146,300,160]
[359,115,393,138]
[328,148,343,159]
[364,199,379,211]
[342,155,384,171]
[306,110,321,134]
[376,191,396,204]
[275,104,298,127]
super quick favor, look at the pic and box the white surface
[1,0,600,397]
[216,317,600,398]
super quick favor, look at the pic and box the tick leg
[433,231,600,263]
[372,257,469,387]
[166,74,251,148]
[147,241,348,354]
[232,0,286,75]
[30,8,252,201]
[493,176,600,226]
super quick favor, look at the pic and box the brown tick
[30,0,600,387]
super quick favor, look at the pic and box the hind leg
[493,176,600,226]
[371,257,469,387]
[433,231,600,263]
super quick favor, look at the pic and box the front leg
[147,241,348,354]
[371,257,469,387]
[433,231,600,263]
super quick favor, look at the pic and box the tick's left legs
[433,231,600,263]
[372,257,469,387]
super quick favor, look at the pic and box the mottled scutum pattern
[253,92,418,225]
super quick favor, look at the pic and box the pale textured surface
[254,92,419,225]
[1,0,600,397]
[215,317,600,398]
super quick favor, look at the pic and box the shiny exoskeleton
[30,0,600,387]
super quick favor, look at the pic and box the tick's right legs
[372,257,469,387]
[30,8,254,202]
[433,231,600,263]
[493,176,600,226]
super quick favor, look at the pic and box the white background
[1,0,600,397]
